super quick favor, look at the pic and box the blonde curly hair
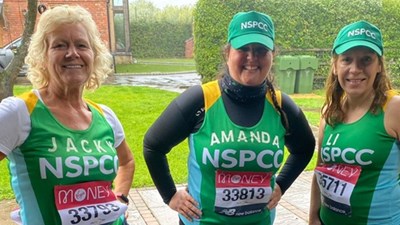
[25,4,113,90]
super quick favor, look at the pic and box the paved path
[0,171,314,225]
[125,171,313,225]
[111,73,202,93]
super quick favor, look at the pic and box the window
[113,0,123,7]
[114,13,126,51]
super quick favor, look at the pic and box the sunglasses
[238,45,270,57]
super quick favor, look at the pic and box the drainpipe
[106,0,116,74]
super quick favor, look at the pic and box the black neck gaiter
[221,71,267,103]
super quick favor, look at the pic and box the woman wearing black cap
[144,10,315,225]
[309,21,400,225]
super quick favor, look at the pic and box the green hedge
[193,0,400,87]
[128,1,194,59]
[130,22,192,58]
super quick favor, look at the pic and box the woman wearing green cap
[144,10,315,225]
[309,21,400,225]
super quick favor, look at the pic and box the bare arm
[309,117,325,225]
[113,139,135,197]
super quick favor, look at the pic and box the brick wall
[0,0,110,48]
[185,37,194,58]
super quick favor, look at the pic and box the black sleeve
[275,93,316,194]
[143,85,204,204]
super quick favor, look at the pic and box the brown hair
[322,54,392,126]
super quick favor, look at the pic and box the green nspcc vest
[182,81,286,225]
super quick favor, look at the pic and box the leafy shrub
[193,0,400,88]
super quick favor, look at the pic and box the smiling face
[334,46,381,97]
[46,23,94,89]
[226,44,273,86]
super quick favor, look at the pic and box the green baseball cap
[333,20,383,56]
[228,11,275,50]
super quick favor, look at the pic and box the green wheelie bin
[295,55,319,93]
[273,55,299,94]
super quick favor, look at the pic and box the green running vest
[182,81,286,225]
[9,91,125,225]
[317,90,400,225]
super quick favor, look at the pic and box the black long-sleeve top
[143,80,315,204]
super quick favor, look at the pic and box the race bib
[54,181,127,225]
[315,164,361,216]
[214,170,272,217]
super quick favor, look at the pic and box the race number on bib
[214,170,272,217]
[54,181,127,225]
[315,164,361,216]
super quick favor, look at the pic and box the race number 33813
[315,164,361,216]
[54,181,127,225]
[214,170,272,217]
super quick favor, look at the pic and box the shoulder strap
[17,91,39,114]
[383,90,399,111]
[84,98,104,115]
[266,89,282,109]
[17,91,104,115]
[201,80,221,111]
[202,81,283,109]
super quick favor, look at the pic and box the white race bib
[214,170,272,217]
[54,181,127,225]
[315,164,361,216]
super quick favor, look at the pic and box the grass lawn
[291,91,324,126]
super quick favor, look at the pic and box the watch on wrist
[117,194,129,205]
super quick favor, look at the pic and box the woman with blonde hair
[0,5,135,225]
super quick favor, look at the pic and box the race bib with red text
[214,170,272,217]
[54,181,127,225]
[315,164,361,216]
